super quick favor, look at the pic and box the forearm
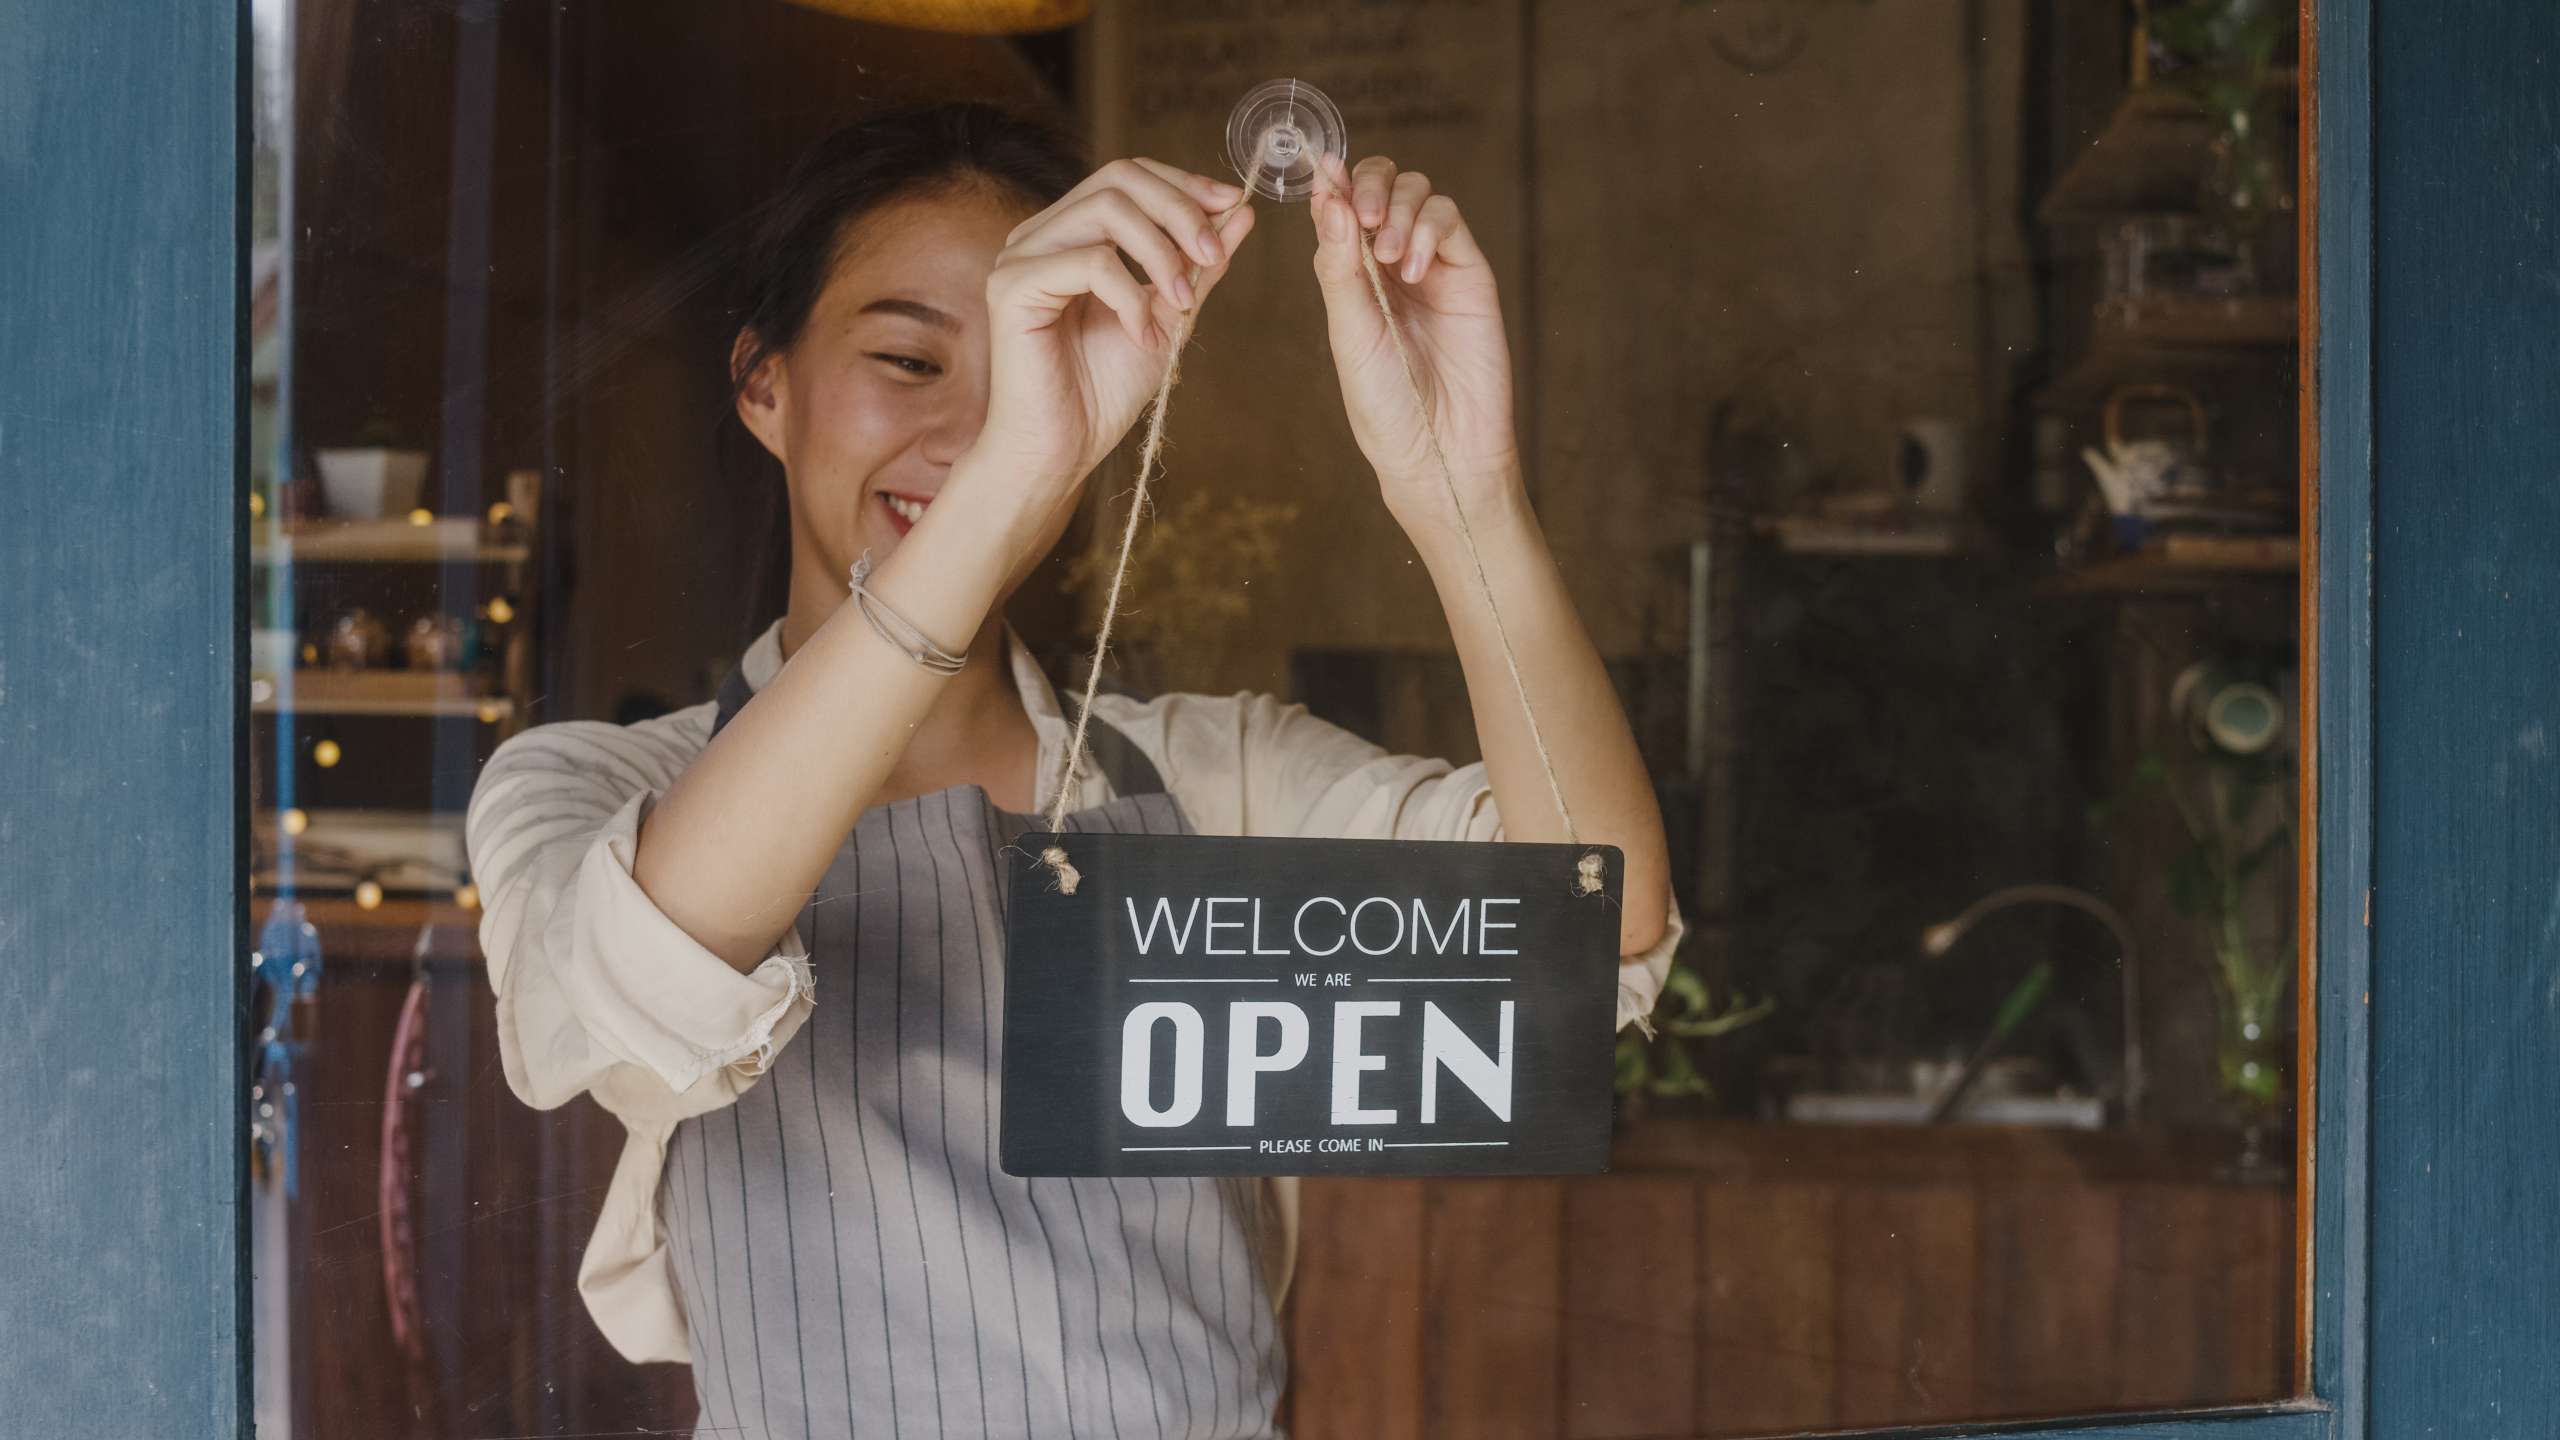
[633,458,1061,971]
[1406,482,1673,956]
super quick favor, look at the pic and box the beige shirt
[466,621,1681,1364]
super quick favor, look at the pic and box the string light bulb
[280,807,309,837]
[248,491,266,518]
[486,501,514,526]
[476,701,505,725]
[454,882,481,911]
[313,738,342,768]
[485,595,516,625]
[407,507,434,527]
[354,878,383,910]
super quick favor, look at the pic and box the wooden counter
[1284,1117,2293,1439]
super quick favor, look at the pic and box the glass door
[233,1,2341,1435]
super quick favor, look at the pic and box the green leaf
[1652,1040,1710,1099]
[1668,992,1776,1039]
[1665,963,1711,1014]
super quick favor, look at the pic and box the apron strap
[706,659,1169,801]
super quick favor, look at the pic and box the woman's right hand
[967,158,1259,497]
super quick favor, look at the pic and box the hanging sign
[1000,832,1623,1177]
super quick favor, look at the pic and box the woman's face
[736,183,1062,596]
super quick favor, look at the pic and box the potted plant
[2144,0,2294,224]
[314,414,429,520]
[1612,954,1770,1124]
[2103,658,2296,1178]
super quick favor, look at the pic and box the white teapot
[2081,384,2209,515]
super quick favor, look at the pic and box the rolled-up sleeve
[467,719,815,1112]
[1134,691,1685,1034]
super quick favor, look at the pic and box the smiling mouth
[880,491,931,532]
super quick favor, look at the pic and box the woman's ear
[731,328,788,462]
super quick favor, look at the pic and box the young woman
[468,102,1681,1440]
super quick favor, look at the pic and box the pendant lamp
[778,0,1089,35]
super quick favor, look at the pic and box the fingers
[1188,203,1259,309]
[1307,155,1370,296]
[1012,158,1243,285]
[1129,157,1249,223]
[1349,155,1398,232]
[1315,153,1480,288]
[1016,188,1202,309]
[1373,170,1432,265]
[1399,194,1482,283]
[988,245,1159,350]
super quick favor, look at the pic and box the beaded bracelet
[847,550,966,676]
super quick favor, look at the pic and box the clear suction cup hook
[1225,78,1347,203]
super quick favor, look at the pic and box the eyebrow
[857,297,960,332]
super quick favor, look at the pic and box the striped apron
[660,668,1285,1439]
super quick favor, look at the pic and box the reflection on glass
[248,2,2304,1436]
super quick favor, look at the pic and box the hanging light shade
[779,0,1088,35]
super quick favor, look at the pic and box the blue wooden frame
[57,0,2560,1434]
[2303,0,2373,1436]
[0,0,248,1435]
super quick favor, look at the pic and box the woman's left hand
[1308,154,1524,534]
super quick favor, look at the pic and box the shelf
[1754,511,1979,557]
[253,807,468,893]
[253,694,513,719]
[2095,293,2294,346]
[251,516,527,565]
[2037,295,2296,412]
[2040,72,2297,224]
[2037,534,2298,597]
[250,669,511,719]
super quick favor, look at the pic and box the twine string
[1338,202,1587,878]
[1039,177,1603,899]
[1039,195,1250,893]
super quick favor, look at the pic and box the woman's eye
[868,352,941,378]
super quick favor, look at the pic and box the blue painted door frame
[2,0,2552,1434]
[0,0,248,1437]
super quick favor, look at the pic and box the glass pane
[246,1,2307,1434]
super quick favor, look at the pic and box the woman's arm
[1307,153,1672,957]
[635,160,1258,972]
[633,476,1049,970]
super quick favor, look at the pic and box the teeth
[885,494,927,524]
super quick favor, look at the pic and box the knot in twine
[1040,845,1083,896]
[1574,851,1606,897]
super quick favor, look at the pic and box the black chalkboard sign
[999,832,1624,1177]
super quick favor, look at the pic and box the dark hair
[728,101,1087,397]
[724,102,1084,648]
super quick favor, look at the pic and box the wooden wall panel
[1560,1179,1697,1439]
[1287,1147,2294,1435]
[2116,1183,2222,1408]
[1286,1178,1426,1439]
[1698,1181,1836,1437]
[2220,1186,2289,1401]
[1974,1183,2125,1418]
[1424,1179,1563,1438]
[1828,1184,1980,1427]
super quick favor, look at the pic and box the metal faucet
[1921,884,2144,1124]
